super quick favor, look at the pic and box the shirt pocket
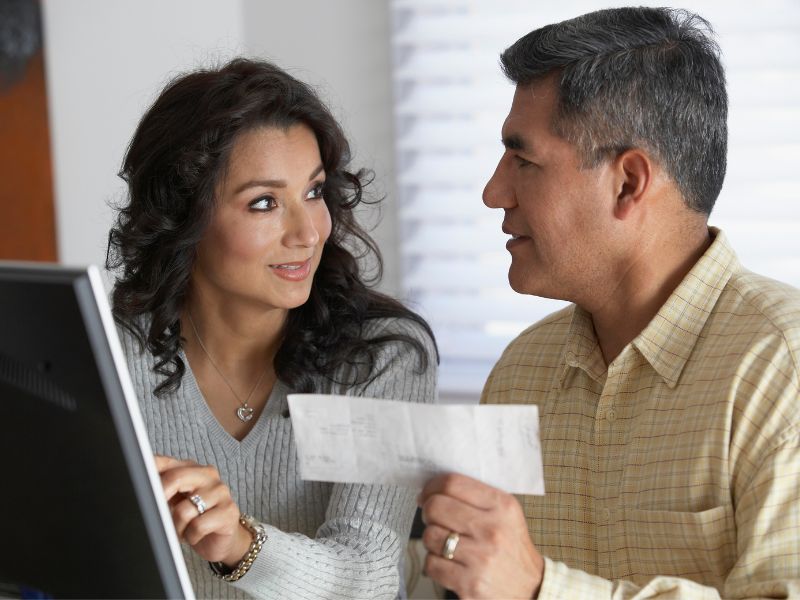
[622,505,735,589]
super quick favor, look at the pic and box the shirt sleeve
[230,318,438,600]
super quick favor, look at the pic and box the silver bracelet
[209,514,267,582]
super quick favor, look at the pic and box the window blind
[389,0,800,398]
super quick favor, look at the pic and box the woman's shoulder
[115,314,150,355]
[362,316,437,364]
[114,314,161,386]
[362,314,433,340]
[300,315,437,397]
[337,315,438,402]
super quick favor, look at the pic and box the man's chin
[508,263,536,294]
[507,269,561,300]
[508,273,540,297]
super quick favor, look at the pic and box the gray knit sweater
[119,317,437,599]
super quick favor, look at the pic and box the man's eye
[249,196,276,211]
[514,156,534,168]
[307,184,325,200]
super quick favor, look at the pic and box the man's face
[482,76,619,302]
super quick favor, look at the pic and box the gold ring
[442,531,460,560]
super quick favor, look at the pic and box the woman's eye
[249,196,277,211]
[307,184,325,200]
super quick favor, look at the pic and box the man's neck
[588,225,712,366]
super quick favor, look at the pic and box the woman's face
[192,124,332,313]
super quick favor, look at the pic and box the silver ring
[189,494,207,515]
[442,531,460,560]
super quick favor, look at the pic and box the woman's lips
[269,259,312,281]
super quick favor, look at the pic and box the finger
[170,482,230,539]
[182,496,239,548]
[168,494,184,509]
[154,454,195,473]
[421,491,483,534]
[424,551,467,596]
[160,463,221,500]
[419,472,501,510]
[421,524,475,566]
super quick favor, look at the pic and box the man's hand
[418,473,544,599]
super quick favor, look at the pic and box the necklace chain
[187,313,269,422]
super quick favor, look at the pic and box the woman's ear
[612,149,652,221]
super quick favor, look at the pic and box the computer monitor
[0,262,195,599]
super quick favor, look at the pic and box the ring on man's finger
[442,531,460,560]
[189,494,207,515]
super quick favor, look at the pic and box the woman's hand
[155,455,252,567]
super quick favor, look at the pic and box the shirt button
[599,507,611,523]
[606,409,617,422]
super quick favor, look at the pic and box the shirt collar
[633,227,738,388]
[561,305,607,385]
[560,228,739,388]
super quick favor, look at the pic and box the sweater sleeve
[230,318,438,600]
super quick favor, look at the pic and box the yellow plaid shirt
[481,229,800,599]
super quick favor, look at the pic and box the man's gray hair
[501,7,727,215]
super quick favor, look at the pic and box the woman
[106,58,437,599]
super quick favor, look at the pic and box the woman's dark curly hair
[106,58,437,396]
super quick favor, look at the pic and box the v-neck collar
[179,348,287,455]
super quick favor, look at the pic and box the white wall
[42,0,399,295]
[241,1,400,295]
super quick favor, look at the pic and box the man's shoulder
[506,304,575,356]
[712,269,800,459]
[704,268,800,433]
[481,305,574,404]
[719,268,800,351]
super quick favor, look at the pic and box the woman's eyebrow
[233,164,325,194]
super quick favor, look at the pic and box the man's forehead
[501,78,558,143]
[511,80,556,115]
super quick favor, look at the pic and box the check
[287,394,544,495]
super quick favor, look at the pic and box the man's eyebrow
[233,164,325,194]
[502,134,527,152]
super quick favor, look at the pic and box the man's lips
[502,225,531,249]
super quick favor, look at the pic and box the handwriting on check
[288,394,545,495]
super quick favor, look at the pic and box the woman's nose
[284,203,320,248]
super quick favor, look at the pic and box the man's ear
[612,149,652,220]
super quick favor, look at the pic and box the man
[418,7,800,599]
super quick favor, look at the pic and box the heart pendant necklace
[187,313,268,423]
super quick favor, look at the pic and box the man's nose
[482,158,515,209]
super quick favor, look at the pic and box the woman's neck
[181,294,286,376]
[180,296,286,440]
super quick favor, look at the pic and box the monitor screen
[0,262,194,599]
